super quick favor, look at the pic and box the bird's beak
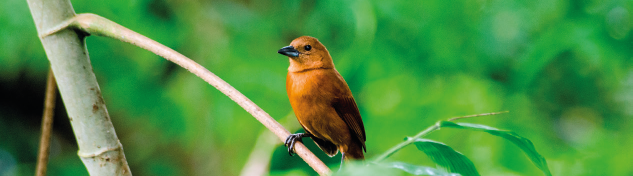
[278,46,300,57]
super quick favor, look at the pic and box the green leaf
[411,138,480,176]
[382,162,461,176]
[439,121,552,176]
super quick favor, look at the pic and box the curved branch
[42,13,331,175]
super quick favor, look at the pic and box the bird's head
[278,36,334,72]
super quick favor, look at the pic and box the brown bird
[277,36,366,165]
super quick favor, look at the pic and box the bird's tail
[342,140,365,160]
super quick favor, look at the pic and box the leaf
[439,121,552,176]
[382,162,461,176]
[411,138,480,176]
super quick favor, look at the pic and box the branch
[35,69,57,176]
[372,111,509,163]
[41,13,331,175]
[27,1,132,175]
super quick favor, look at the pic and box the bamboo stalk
[27,1,132,175]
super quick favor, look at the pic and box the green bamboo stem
[27,1,132,175]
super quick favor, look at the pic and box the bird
[277,36,367,166]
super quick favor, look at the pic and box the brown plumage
[278,36,366,163]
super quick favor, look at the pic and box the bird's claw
[284,133,305,156]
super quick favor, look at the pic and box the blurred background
[1,0,632,175]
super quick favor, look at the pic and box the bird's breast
[287,71,328,108]
[286,69,344,104]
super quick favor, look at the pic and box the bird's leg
[339,152,345,171]
[284,133,312,156]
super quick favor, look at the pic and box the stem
[447,111,509,121]
[27,2,132,175]
[373,122,441,163]
[35,69,57,176]
[42,13,331,175]
[373,111,509,163]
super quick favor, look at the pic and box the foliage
[438,121,551,176]
[339,118,551,176]
[381,162,459,176]
[410,138,479,176]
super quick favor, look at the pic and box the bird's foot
[284,133,311,156]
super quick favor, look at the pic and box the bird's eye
[304,45,312,51]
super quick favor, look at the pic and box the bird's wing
[311,136,339,157]
[332,96,366,152]
[298,123,339,157]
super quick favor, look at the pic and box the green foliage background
[1,0,632,175]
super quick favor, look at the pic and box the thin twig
[35,68,57,176]
[40,13,331,175]
[373,111,509,163]
[447,111,509,121]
